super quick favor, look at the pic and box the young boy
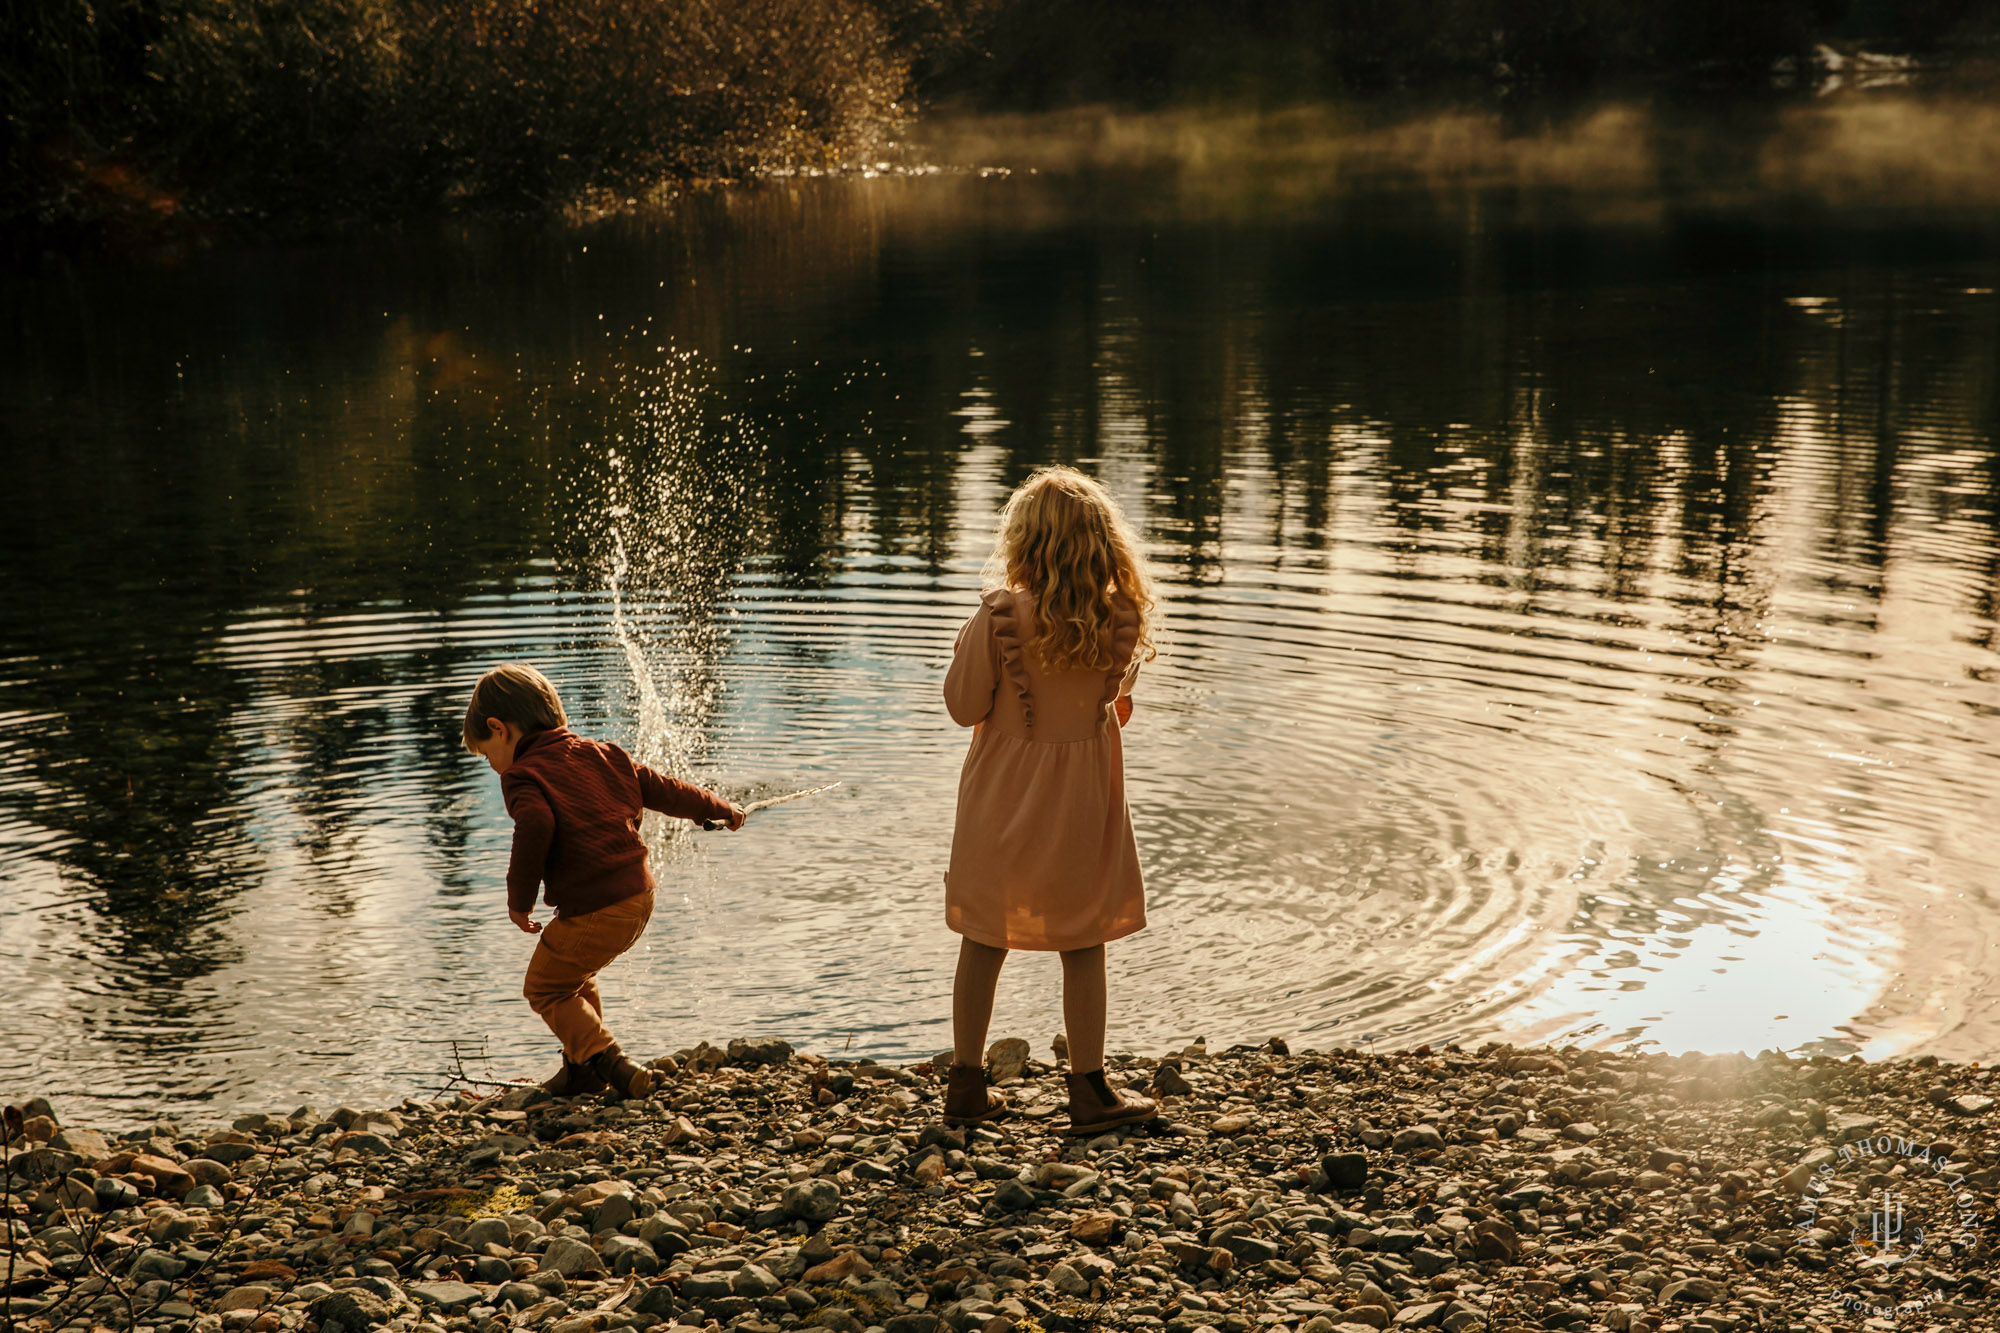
[464,663,744,1098]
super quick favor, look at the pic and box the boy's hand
[722,803,747,831]
[509,909,542,934]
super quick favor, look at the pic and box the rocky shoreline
[4,1038,1996,1333]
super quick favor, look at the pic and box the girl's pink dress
[942,586,1146,951]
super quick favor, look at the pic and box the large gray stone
[989,1179,1036,1213]
[1408,1247,1456,1276]
[678,1274,734,1301]
[1321,1152,1369,1190]
[1497,1183,1555,1211]
[204,1142,260,1165]
[985,1038,1031,1082]
[182,1158,234,1188]
[781,1178,840,1223]
[464,1134,532,1165]
[50,1128,111,1159]
[600,1235,659,1276]
[726,1037,794,1067]
[592,1193,636,1234]
[337,1133,396,1156]
[93,1177,141,1210]
[633,1285,680,1318]
[8,1148,79,1182]
[813,1308,866,1333]
[461,1217,514,1250]
[213,1287,271,1313]
[638,1216,691,1257]
[1392,1124,1444,1152]
[471,1255,513,1284]
[730,1263,780,1298]
[1219,1234,1280,1264]
[408,1281,482,1311]
[1661,1277,1722,1303]
[305,1288,390,1332]
[538,1236,605,1276]
[127,1249,186,1282]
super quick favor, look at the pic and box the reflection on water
[3,93,1999,1125]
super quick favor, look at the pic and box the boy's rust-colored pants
[522,888,654,1063]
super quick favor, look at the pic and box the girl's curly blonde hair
[984,466,1158,671]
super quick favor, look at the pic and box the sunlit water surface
[4,95,2000,1126]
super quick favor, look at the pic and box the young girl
[941,466,1160,1135]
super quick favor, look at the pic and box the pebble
[1390,1123,1443,1151]
[781,1177,841,1222]
[5,1037,1998,1333]
[538,1235,604,1276]
[984,1037,1031,1083]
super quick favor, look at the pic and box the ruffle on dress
[984,587,1143,737]
[982,587,1036,736]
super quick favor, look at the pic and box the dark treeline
[6,0,2000,244]
[932,0,1999,106]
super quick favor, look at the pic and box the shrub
[3,0,912,227]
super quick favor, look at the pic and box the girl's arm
[1111,595,1143,726]
[943,603,999,727]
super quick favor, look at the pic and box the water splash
[604,457,690,786]
[556,341,763,857]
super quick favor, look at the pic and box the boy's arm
[501,777,555,915]
[635,763,741,827]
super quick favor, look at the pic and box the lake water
[4,94,1999,1128]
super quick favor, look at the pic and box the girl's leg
[1058,944,1155,1133]
[1058,944,1108,1073]
[952,938,1009,1067]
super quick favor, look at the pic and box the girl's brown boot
[1065,1069,1156,1135]
[585,1043,655,1099]
[943,1064,1008,1125]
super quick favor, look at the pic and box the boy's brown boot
[942,1064,1007,1125]
[585,1043,654,1100]
[541,1055,607,1097]
[1065,1069,1157,1136]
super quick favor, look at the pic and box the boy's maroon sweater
[500,727,734,917]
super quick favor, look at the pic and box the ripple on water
[3,227,2000,1125]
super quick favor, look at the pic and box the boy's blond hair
[463,663,568,750]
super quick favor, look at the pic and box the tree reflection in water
[3,95,1999,1122]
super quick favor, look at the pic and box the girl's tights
[952,938,1107,1072]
